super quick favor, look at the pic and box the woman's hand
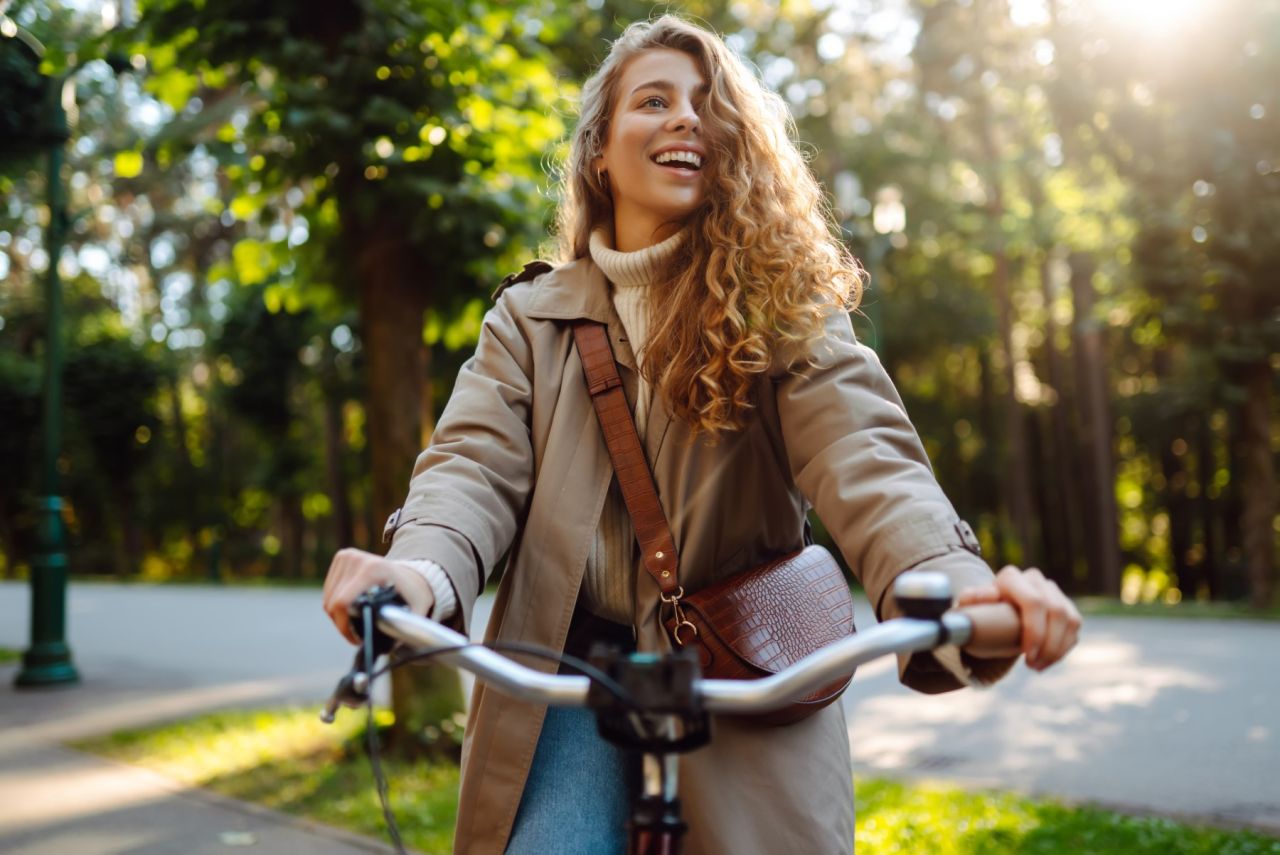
[956,565,1082,671]
[322,548,435,645]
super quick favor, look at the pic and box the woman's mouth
[651,150,704,172]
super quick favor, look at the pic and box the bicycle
[322,571,1022,854]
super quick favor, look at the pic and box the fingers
[994,565,1081,671]
[955,584,1001,606]
[322,548,380,647]
[998,566,1048,663]
[1040,591,1082,670]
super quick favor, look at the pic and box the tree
[129,0,569,751]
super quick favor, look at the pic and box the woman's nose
[668,103,700,133]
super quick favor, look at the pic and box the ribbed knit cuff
[398,559,459,622]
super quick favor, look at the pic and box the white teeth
[654,150,703,168]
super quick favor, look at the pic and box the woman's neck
[612,213,682,253]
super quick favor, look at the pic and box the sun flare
[1088,0,1209,38]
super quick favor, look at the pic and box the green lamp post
[7,19,131,687]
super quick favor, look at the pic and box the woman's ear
[591,156,610,191]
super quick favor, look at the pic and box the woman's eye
[641,96,666,109]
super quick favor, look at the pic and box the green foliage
[0,28,54,172]
[0,0,1274,600]
[0,347,42,487]
[129,0,571,319]
[64,335,162,481]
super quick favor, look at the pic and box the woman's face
[597,48,709,248]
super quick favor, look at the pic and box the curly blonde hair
[556,15,865,437]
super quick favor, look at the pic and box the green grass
[77,707,460,854]
[1076,597,1280,622]
[64,575,326,588]
[855,778,1279,854]
[77,707,1280,854]
[0,648,19,664]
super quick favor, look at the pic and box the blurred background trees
[1,0,1276,609]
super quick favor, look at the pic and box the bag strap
[571,320,680,595]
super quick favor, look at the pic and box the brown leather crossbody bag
[573,320,856,726]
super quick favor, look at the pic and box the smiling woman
[323,13,1082,855]
[594,49,710,252]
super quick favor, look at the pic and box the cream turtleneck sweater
[403,227,684,626]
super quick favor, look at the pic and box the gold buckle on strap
[660,587,699,646]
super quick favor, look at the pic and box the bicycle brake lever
[320,650,372,724]
[322,585,406,724]
[350,584,406,659]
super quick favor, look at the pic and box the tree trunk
[321,351,355,550]
[1068,253,1122,596]
[278,493,305,579]
[1037,253,1081,591]
[344,202,463,754]
[975,344,1005,568]
[1239,361,1277,609]
[991,250,1038,566]
[165,370,205,563]
[1161,436,1193,592]
[116,486,143,576]
[1224,403,1248,598]
[1152,350,1193,594]
[1196,417,1220,598]
[971,33,1037,568]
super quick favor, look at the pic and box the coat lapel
[524,257,637,373]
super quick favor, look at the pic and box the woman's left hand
[956,566,1082,671]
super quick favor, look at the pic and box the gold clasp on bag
[661,587,699,646]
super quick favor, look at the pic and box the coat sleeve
[775,309,1019,693]
[383,289,536,634]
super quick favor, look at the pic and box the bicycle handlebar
[334,572,1021,718]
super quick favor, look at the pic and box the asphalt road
[838,594,1280,834]
[1,580,1277,852]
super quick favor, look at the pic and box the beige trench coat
[385,256,1017,854]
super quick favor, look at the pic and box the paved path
[839,596,1280,834]
[0,583,392,854]
[1,581,1277,854]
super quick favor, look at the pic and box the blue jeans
[505,705,637,854]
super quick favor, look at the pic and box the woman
[323,15,1081,854]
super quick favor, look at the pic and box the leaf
[114,150,144,178]
[232,240,275,286]
[229,195,260,221]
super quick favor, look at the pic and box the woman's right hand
[322,548,435,645]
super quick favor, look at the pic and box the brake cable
[350,601,638,853]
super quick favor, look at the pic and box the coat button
[956,520,982,556]
[382,508,402,545]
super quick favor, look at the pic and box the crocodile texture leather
[664,545,855,726]
[574,320,856,726]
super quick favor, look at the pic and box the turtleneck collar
[588,226,685,290]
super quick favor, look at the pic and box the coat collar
[525,255,675,465]
[524,255,611,323]
[526,256,635,371]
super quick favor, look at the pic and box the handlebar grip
[350,585,407,658]
[951,602,1022,658]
